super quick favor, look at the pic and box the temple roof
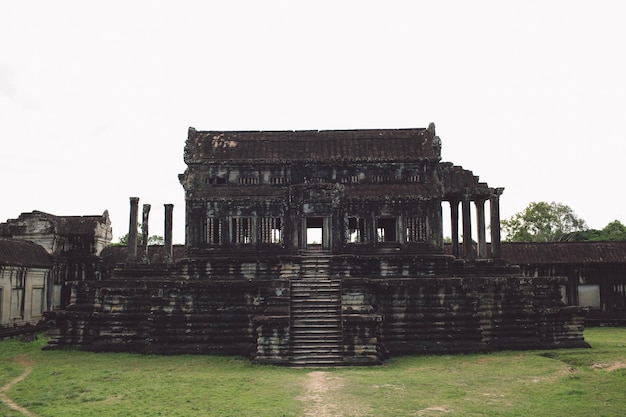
[500,242,626,264]
[0,210,111,237]
[0,238,52,268]
[185,127,441,163]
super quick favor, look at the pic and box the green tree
[501,201,588,242]
[114,223,164,246]
[581,220,626,241]
[115,233,164,245]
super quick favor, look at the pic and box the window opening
[347,217,366,243]
[406,217,427,242]
[237,177,259,185]
[341,175,360,183]
[261,217,282,244]
[372,175,393,183]
[232,217,252,244]
[578,284,600,308]
[271,177,289,185]
[203,218,222,244]
[611,283,626,309]
[376,218,397,242]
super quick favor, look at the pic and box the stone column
[127,197,139,262]
[475,198,487,258]
[449,200,460,257]
[141,204,151,262]
[462,189,473,260]
[490,187,504,258]
[164,204,174,262]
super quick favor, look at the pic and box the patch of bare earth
[297,371,371,417]
[592,360,626,371]
[416,406,452,416]
[0,356,39,417]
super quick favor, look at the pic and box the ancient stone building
[0,238,52,329]
[500,242,626,325]
[0,211,112,311]
[45,125,588,365]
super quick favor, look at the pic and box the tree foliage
[117,233,164,246]
[114,223,164,246]
[565,220,626,242]
[501,201,588,242]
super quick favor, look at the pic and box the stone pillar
[475,199,487,259]
[127,197,139,262]
[462,189,473,260]
[449,200,460,257]
[164,204,174,262]
[490,187,504,258]
[141,204,151,262]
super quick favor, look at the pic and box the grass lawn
[1,327,625,416]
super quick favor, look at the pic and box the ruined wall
[46,258,292,358]
[337,255,588,355]
[46,255,588,361]
[517,263,626,325]
[0,265,50,327]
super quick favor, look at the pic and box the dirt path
[298,371,371,417]
[0,356,39,417]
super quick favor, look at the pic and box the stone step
[291,319,341,324]
[292,282,339,287]
[293,278,338,283]
[290,344,343,351]
[292,291,340,296]
[291,303,340,308]
[291,284,340,289]
[289,358,344,366]
[293,282,339,286]
[291,306,341,314]
[290,349,343,356]
[290,337,342,343]
[291,299,341,304]
[291,311,341,317]
[290,340,342,346]
[292,317,341,324]
[291,326,342,333]
[291,293,340,299]
[290,254,342,366]
[290,332,342,339]
[291,286,339,291]
[291,296,341,303]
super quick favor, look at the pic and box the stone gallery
[0,212,112,331]
[42,124,588,365]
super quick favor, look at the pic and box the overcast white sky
[1,1,624,244]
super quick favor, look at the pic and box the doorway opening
[306,217,323,247]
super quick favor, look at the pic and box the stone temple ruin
[43,124,588,366]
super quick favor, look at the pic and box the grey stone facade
[43,125,588,365]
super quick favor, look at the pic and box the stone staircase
[289,253,343,366]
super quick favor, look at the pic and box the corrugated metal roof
[500,242,626,264]
[0,238,52,268]
[185,128,439,163]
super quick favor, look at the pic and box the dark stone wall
[45,255,588,362]
[517,263,626,325]
[46,277,291,357]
